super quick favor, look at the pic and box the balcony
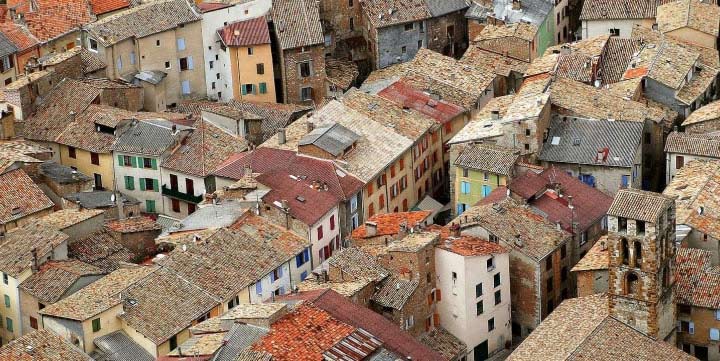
[162,185,203,204]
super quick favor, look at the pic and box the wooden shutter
[151,158,158,170]
[139,178,146,191]
[436,289,441,302]
[152,179,159,192]
[117,155,124,166]
[130,156,138,168]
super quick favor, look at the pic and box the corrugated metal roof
[91,330,155,361]
[299,123,360,157]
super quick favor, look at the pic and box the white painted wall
[582,19,650,39]
[249,262,291,303]
[311,206,340,266]
[200,0,272,102]
[435,247,512,361]
[666,152,718,184]
[113,152,164,213]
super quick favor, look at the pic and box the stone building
[606,189,676,342]
[270,0,327,105]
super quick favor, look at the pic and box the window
[493,273,501,288]
[401,46,407,54]
[475,283,483,297]
[547,277,554,292]
[92,318,101,332]
[165,61,171,69]
[609,28,620,36]
[349,17,355,30]
[547,299,554,313]
[29,317,37,330]
[461,181,471,194]
[68,146,77,159]
[561,244,567,259]
[626,272,640,295]
[169,335,178,351]
[711,328,720,341]
[129,51,136,65]
[404,23,414,31]
[242,84,254,95]
[715,309,720,320]
[561,267,568,281]
[181,80,191,94]
[476,300,483,315]
[5,318,11,333]
[247,47,254,55]
[349,0,353,6]
[317,225,323,239]
[296,248,310,267]
[156,39,161,46]
[89,152,99,165]
[494,290,501,305]
[676,155,685,169]
[330,215,335,230]
[256,63,265,75]
[3,295,8,308]
[209,61,214,69]
[301,87,313,101]
[145,200,156,213]
[179,56,194,71]
[2,273,7,285]
[177,38,186,51]
[546,257,552,271]
[0,55,12,73]
[116,56,122,70]
[379,194,385,209]
[417,40,422,49]
[488,317,495,331]
[462,168,469,177]
[299,62,311,78]
[89,38,98,51]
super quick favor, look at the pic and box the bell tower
[606,189,676,342]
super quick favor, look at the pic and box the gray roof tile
[91,330,154,361]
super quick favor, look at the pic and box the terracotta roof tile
[607,189,673,223]
[0,169,54,225]
[417,327,467,361]
[19,260,104,303]
[571,236,609,272]
[37,209,104,231]
[106,216,161,233]
[675,247,720,309]
[270,0,324,49]
[0,329,92,361]
[665,131,720,158]
[67,229,135,272]
[454,143,519,176]
[377,80,465,125]
[580,0,662,20]
[657,0,720,37]
[351,211,431,239]
[7,0,94,43]
[361,0,430,29]
[217,17,270,47]
[436,234,507,257]
[0,22,38,51]
[0,222,69,277]
[663,159,720,238]
[89,0,130,15]
[682,99,720,128]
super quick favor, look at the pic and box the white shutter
[177,38,186,50]
[188,56,194,70]
[689,321,695,335]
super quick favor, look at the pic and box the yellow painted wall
[666,28,717,50]
[0,268,32,342]
[79,304,124,353]
[230,43,276,103]
[59,146,115,190]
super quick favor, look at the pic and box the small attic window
[10,207,22,216]
[551,136,561,145]
[296,196,306,203]
[572,138,581,146]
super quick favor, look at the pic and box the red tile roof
[377,80,465,125]
[6,0,94,43]
[197,2,232,12]
[437,235,508,257]
[0,168,54,225]
[351,211,432,239]
[252,303,355,361]
[106,216,161,233]
[507,168,613,232]
[0,22,38,51]
[217,16,271,47]
[89,0,130,15]
[285,289,445,361]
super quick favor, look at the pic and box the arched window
[634,241,643,268]
[621,238,629,265]
[625,272,640,295]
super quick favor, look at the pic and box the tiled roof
[19,260,104,304]
[84,0,201,46]
[64,190,139,209]
[682,99,720,128]
[111,119,187,156]
[296,278,371,298]
[447,95,515,145]
[507,294,694,361]
[39,161,92,184]
[37,209,104,231]
[657,0,720,37]
[454,143,519,176]
[579,0,661,20]
[460,46,530,77]
[417,327,467,361]
[675,247,720,309]
[7,0,94,43]
[89,0,130,15]
[449,198,569,261]
[377,80,466,125]
[570,237,609,272]
[0,22,38,51]
[508,168,613,232]
[436,234,508,257]
[24,78,101,143]
[608,189,673,223]
[0,169,54,225]
[371,275,418,310]
[119,267,219,344]
[328,247,390,281]
[361,0,430,28]
[91,330,154,361]
[0,31,18,59]
[162,119,248,178]
[0,222,68,278]
[677,63,719,105]
[425,0,468,17]
[386,231,437,252]
[665,131,720,158]
[40,265,156,321]
[220,302,286,321]
[632,25,720,70]
[624,37,699,91]
[0,329,92,361]
[270,0,324,49]
[106,216,161,233]
[600,37,643,84]
[252,303,355,360]
[663,160,720,238]
[80,48,107,73]
[67,229,135,272]
[54,105,134,153]
[475,22,537,42]
[538,115,643,168]
[230,214,310,261]
[218,17,271,47]
[351,211,432,239]
[326,58,360,90]
[287,289,445,361]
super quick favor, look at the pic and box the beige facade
[664,28,717,50]
[229,43,276,103]
[58,145,114,191]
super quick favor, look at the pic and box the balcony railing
[162,185,203,204]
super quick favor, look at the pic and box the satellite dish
[110,193,116,203]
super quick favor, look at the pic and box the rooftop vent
[10,207,22,216]
[296,196,306,203]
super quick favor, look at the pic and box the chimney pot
[365,221,378,237]
[278,128,287,145]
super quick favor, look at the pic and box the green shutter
[259,82,267,94]
[152,179,159,192]
[151,158,158,170]
[117,155,124,166]
[241,85,247,95]
[3,295,9,308]
[92,318,101,332]
[139,178,146,191]
[130,156,138,168]
[125,176,134,190]
[146,200,156,213]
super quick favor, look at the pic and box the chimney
[30,248,38,272]
[490,110,500,120]
[306,122,314,133]
[398,222,408,240]
[278,128,286,145]
[560,45,571,55]
[243,165,252,177]
[512,0,521,10]
[450,223,460,237]
[365,221,378,237]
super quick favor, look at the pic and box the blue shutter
[277,266,283,279]
[241,85,247,95]
[181,81,190,95]
[259,82,267,94]
[177,38,186,50]
[296,254,303,268]
[621,175,630,187]
[301,271,308,281]
[304,248,310,262]
[269,272,275,282]
[188,56,194,70]
[255,282,262,294]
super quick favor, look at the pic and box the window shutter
[304,248,310,261]
[277,266,283,278]
[139,178,146,191]
[689,322,695,335]
[296,254,303,268]
[130,156,138,168]
[151,158,157,170]
[153,179,159,192]
[433,313,439,326]
[117,155,124,166]
[436,289,441,301]
[177,38,186,50]
[188,56,194,70]
[252,84,257,95]
[269,272,275,282]
[242,85,247,95]
[259,82,267,94]
[255,282,262,294]
[427,293,432,306]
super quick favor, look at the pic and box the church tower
[606,189,676,342]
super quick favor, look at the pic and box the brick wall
[426,11,468,59]
[281,45,326,105]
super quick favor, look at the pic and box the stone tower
[606,189,676,342]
